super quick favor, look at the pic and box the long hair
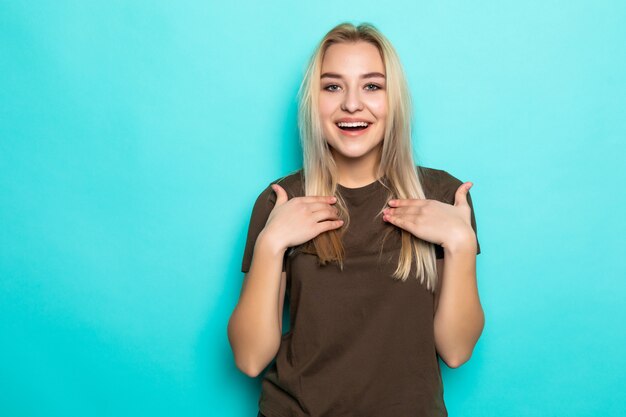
[296,22,438,292]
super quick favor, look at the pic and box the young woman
[228,22,483,417]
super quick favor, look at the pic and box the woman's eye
[323,84,382,92]
[365,83,381,91]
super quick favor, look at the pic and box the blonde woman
[228,22,483,417]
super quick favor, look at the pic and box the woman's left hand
[383,182,477,251]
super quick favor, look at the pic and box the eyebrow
[320,72,386,79]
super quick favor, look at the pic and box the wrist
[257,229,288,256]
[442,228,477,255]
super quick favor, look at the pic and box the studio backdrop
[1,1,624,416]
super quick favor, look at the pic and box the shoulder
[256,168,304,202]
[247,169,304,223]
[417,165,465,204]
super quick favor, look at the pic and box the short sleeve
[434,172,481,259]
[241,183,287,273]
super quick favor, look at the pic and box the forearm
[227,231,284,377]
[433,242,484,368]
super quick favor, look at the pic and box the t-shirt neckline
[336,176,386,196]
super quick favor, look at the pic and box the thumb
[271,183,289,206]
[453,182,472,207]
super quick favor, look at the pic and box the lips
[336,118,371,125]
[336,118,371,129]
[335,121,371,136]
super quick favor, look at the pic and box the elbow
[441,348,473,369]
[228,326,261,378]
[435,336,475,368]
[228,331,272,378]
[444,354,470,369]
[227,312,280,378]
[228,340,266,378]
[236,359,263,378]
[230,341,266,378]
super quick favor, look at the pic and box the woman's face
[319,41,387,165]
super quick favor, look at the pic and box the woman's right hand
[261,183,344,251]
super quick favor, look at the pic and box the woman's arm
[230,183,341,377]
[384,179,484,368]
[227,230,286,377]
[433,242,484,368]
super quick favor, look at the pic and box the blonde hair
[296,22,438,292]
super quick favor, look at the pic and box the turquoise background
[1,1,625,416]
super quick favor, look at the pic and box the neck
[332,144,383,188]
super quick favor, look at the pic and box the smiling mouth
[335,121,371,132]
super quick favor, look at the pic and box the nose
[341,87,363,112]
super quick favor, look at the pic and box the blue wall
[1,1,624,416]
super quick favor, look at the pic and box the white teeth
[337,121,369,127]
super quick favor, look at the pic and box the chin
[328,142,380,160]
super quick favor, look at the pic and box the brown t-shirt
[241,166,481,417]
